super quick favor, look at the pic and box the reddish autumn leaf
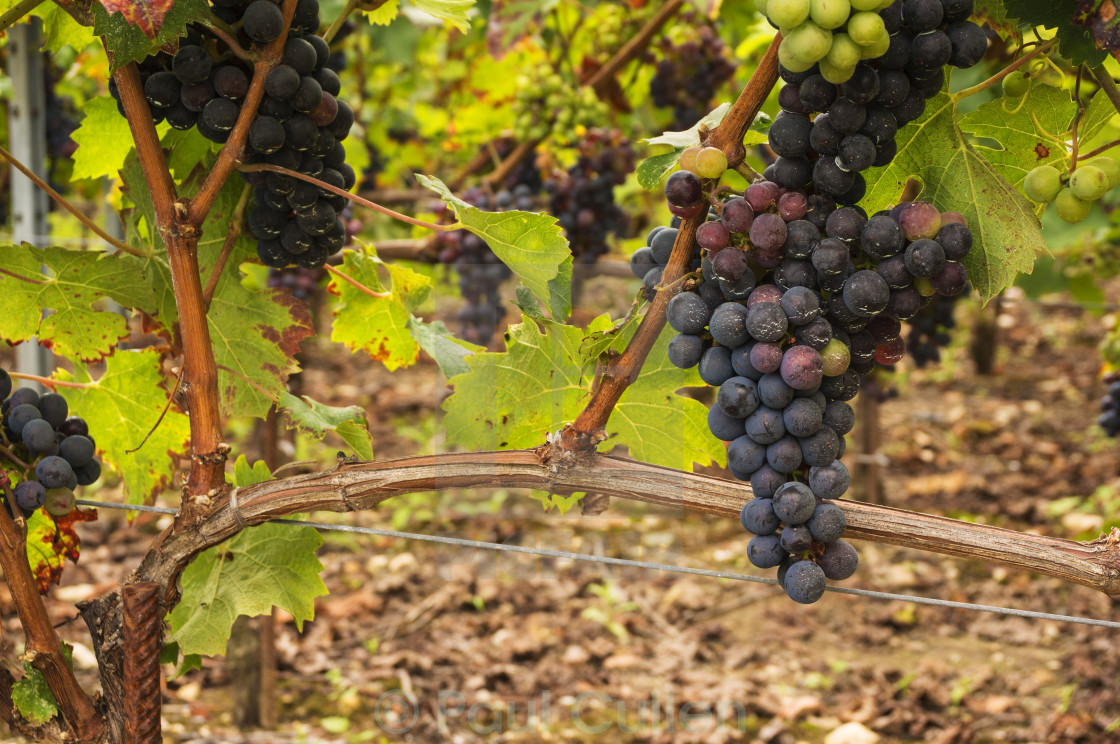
[25,508,98,594]
[99,0,176,39]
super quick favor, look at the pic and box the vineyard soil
[1,284,1116,743]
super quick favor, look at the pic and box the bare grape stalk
[2,12,1120,744]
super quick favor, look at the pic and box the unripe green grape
[755,0,770,15]
[859,28,891,58]
[778,39,817,72]
[1055,187,1092,223]
[913,276,936,297]
[820,338,851,376]
[768,0,811,29]
[1070,165,1110,200]
[1022,164,1062,203]
[874,0,895,9]
[809,0,851,28]
[1086,156,1120,190]
[826,33,862,69]
[695,147,729,179]
[1002,70,1029,98]
[819,58,855,84]
[786,21,833,62]
[679,145,702,174]
[850,0,880,9]
[43,488,75,518]
[847,12,886,45]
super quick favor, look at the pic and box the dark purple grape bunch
[431,188,515,345]
[632,150,974,599]
[1099,371,1120,437]
[649,19,737,130]
[768,0,987,203]
[0,368,101,519]
[546,129,636,264]
[109,0,355,271]
[906,288,962,367]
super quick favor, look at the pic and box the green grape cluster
[512,65,609,142]
[1023,157,1120,223]
[757,0,894,83]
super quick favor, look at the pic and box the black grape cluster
[650,23,737,130]
[431,188,514,345]
[905,291,960,367]
[642,164,973,602]
[546,129,635,264]
[109,0,355,270]
[1099,371,1120,437]
[0,368,101,518]
[767,0,986,202]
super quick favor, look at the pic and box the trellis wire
[76,499,1120,630]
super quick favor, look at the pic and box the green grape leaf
[362,0,400,24]
[1002,0,1106,65]
[416,175,571,311]
[167,522,327,657]
[636,151,685,191]
[409,0,475,31]
[56,349,190,505]
[328,250,432,370]
[958,84,1076,189]
[0,244,158,361]
[231,455,272,488]
[71,97,136,182]
[441,316,724,470]
[25,507,99,593]
[121,166,313,419]
[579,308,641,362]
[28,2,97,52]
[94,0,212,70]
[1079,87,1117,144]
[406,317,482,378]
[861,92,1041,302]
[548,255,573,321]
[12,662,59,724]
[279,392,374,460]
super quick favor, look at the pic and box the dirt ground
[3,274,1120,744]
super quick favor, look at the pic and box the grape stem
[1,480,26,526]
[1081,136,1120,160]
[324,262,392,299]
[950,39,1057,102]
[199,20,257,62]
[0,444,29,472]
[0,143,150,258]
[558,34,781,453]
[7,372,93,390]
[238,163,463,232]
[202,183,252,309]
[1090,66,1120,120]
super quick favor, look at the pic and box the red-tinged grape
[745,181,780,212]
[665,170,703,208]
[721,197,755,233]
[697,220,731,252]
[669,201,706,219]
[751,341,785,374]
[747,284,784,307]
[780,344,824,390]
[713,248,750,282]
[897,201,942,240]
[778,191,808,221]
[875,335,906,364]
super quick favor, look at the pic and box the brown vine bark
[0,500,103,741]
[560,35,781,452]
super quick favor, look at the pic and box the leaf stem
[0,0,45,32]
[323,0,361,44]
[951,39,1057,102]
[0,143,150,258]
[238,163,461,232]
[202,184,251,309]
[324,262,391,299]
[8,372,93,390]
[1081,137,1120,160]
[125,364,185,454]
[1090,65,1120,119]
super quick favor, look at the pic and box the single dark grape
[749,213,788,252]
[904,238,947,277]
[813,157,855,197]
[771,156,813,189]
[747,535,786,568]
[709,405,746,441]
[709,302,750,347]
[839,64,880,104]
[244,0,286,43]
[809,113,841,156]
[36,456,74,490]
[172,45,212,85]
[284,37,319,74]
[769,112,812,158]
[911,29,953,68]
[14,481,46,512]
[202,98,239,131]
[699,346,736,386]
[799,74,837,111]
[667,334,704,368]
[784,561,827,603]
[740,497,780,535]
[22,419,55,454]
[144,72,181,109]
[266,65,301,100]
[902,0,944,32]
[665,170,702,208]
[667,292,711,335]
[213,65,250,100]
[936,222,973,260]
[745,406,786,445]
